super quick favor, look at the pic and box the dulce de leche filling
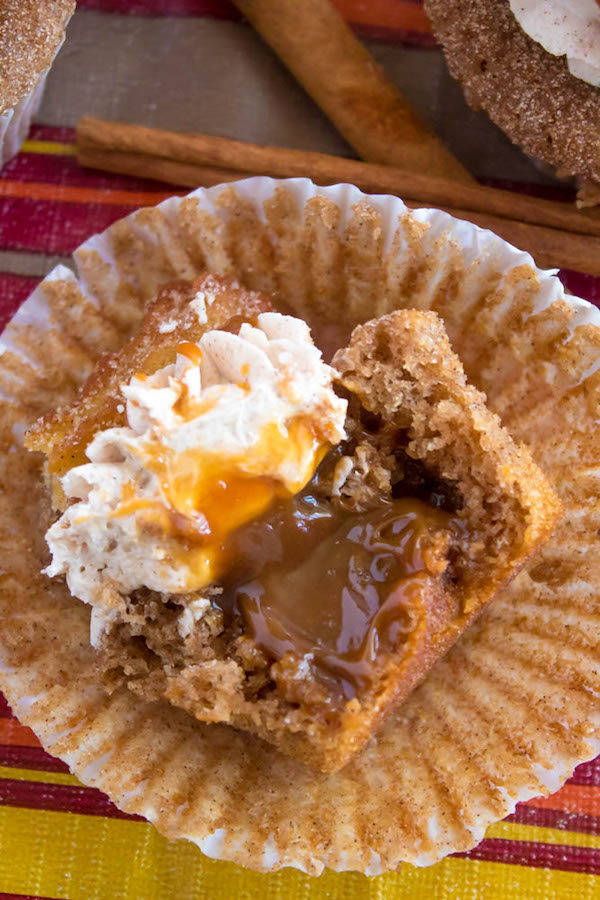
[113,417,327,590]
[217,467,460,703]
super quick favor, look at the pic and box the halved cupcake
[425,0,600,205]
[0,0,75,166]
[26,277,560,772]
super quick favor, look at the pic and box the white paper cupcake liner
[0,73,49,167]
[1,177,600,875]
[0,19,69,169]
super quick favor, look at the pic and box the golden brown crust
[24,273,276,506]
[0,0,75,114]
[424,0,600,190]
[334,310,562,608]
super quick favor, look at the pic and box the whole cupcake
[425,0,600,205]
[0,0,75,166]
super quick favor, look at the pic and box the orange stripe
[0,180,178,208]
[0,718,41,749]
[524,785,600,818]
[331,0,432,33]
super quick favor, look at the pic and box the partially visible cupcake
[425,0,600,205]
[0,0,75,166]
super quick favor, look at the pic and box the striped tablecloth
[1,2,600,898]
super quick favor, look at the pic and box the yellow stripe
[0,805,596,900]
[395,859,596,900]
[489,818,600,849]
[21,139,76,156]
[0,764,78,786]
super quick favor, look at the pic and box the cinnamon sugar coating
[0,0,74,115]
[333,310,561,607]
[425,0,600,192]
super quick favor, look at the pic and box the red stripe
[0,273,40,330]
[571,759,600,787]
[509,802,600,837]
[0,777,143,821]
[0,694,11,717]
[481,176,577,204]
[3,149,182,193]
[0,180,176,207]
[0,744,70,775]
[77,0,432,44]
[559,270,600,308]
[0,197,139,255]
[77,0,240,18]
[524,785,600,818]
[0,894,63,900]
[349,24,435,45]
[458,838,600,875]
[0,719,41,749]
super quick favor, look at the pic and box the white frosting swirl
[510,0,600,86]
[44,312,347,627]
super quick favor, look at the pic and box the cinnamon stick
[77,147,244,189]
[231,0,472,183]
[77,118,600,239]
[578,179,600,210]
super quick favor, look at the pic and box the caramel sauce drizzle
[176,341,203,367]
[218,469,460,700]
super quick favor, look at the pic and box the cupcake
[424,0,600,205]
[25,277,559,774]
[0,0,75,166]
[1,178,599,874]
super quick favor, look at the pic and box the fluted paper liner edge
[1,177,600,876]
